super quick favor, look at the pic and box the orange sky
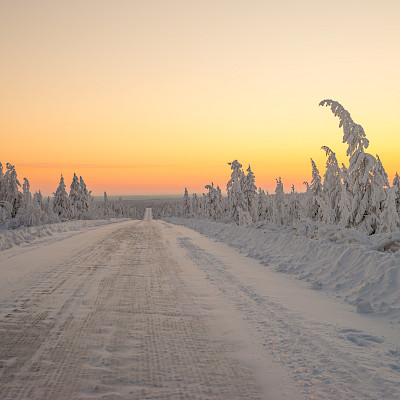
[1,1,399,196]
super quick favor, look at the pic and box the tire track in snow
[177,236,400,400]
[0,221,263,399]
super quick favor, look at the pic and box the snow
[0,217,399,399]
[0,218,128,251]
[166,217,400,322]
[162,219,400,399]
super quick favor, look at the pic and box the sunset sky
[1,1,399,196]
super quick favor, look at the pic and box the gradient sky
[1,1,399,196]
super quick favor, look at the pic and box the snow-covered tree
[79,176,91,218]
[242,165,258,222]
[393,172,400,215]
[117,197,124,217]
[103,191,111,218]
[257,188,269,222]
[321,146,342,224]
[204,182,224,221]
[33,190,43,207]
[0,163,3,197]
[320,100,379,233]
[182,187,191,216]
[216,185,224,220]
[272,177,285,225]
[306,159,324,221]
[379,186,399,233]
[10,177,58,228]
[191,193,199,217]
[53,175,72,220]
[0,163,22,218]
[22,178,32,205]
[226,160,251,225]
[69,173,81,219]
[338,164,352,227]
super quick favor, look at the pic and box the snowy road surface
[0,220,399,399]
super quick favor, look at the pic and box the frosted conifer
[191,193,199,217]
[183,187,191,216]
[273,177,285,225]
[1,163,22,218]
[393,172,400,214]
[242,165,258,223]
[226,160,250,225]
[33,190,43,207]
[309,159,324,221]
[103,191,111,218]
[321,146,342,224]
[53,175,71,220]
[69,173,81,219]
[379,186,399,233]
[79,176,90,218]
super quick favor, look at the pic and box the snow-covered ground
[0,218,399,399]
[0,218,128,251]
[166,217,400,323]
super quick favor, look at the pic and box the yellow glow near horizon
[1,1,399,196]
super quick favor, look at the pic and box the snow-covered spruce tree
[321,146,342,224]
[69,173,81,219]
[205,182,224,221]
[10,178,46,228]
[53,175,72,220]
[182,187,191,216]
[0,163,22,218]
[369,155,394,233]
[287,187,300,227]
[191,193,199,217]
[299,181,311,221]
[226,160,252,225]
[33,190,43,207]
[272,177,285,225]
[379,186,399,233]
[306,159,325,222]
[200,193,208,218]
[204,183,215,219]
[0,162,3,197]
[257,188,269,223]
[117,197,124,217]
[215,185,224,220]
[79,176,91,218]
[338,163,352,227]
[320,100,387,233]
[22,177,32,205]
[103,191,111,219]
[242,165,258,223]
[393,172,400,215]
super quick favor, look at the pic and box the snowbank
[0,219,128,251]
[165,217,400,321]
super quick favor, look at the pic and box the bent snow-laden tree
[320,99,396,234]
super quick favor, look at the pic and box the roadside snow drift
[166,218,400,322]
[0,219,127,251]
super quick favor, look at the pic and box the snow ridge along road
[0,219,267,400]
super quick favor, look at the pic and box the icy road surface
[0,219,399,399]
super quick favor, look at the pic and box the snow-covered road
[0,219,399,399]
